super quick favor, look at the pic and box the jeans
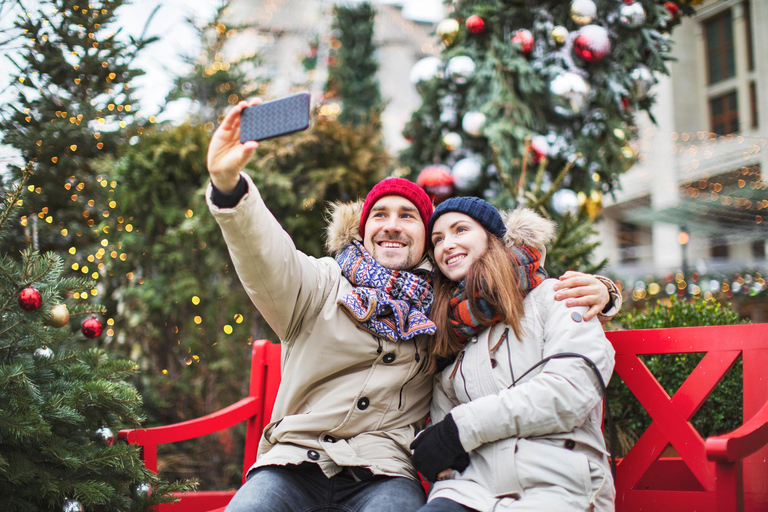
[225,463,426,512]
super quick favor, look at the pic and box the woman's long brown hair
[426,234,526,374]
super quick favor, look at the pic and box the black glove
[410,414,469,483]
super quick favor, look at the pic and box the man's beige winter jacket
[207,173,432,481]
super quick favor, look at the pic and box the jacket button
[383,352,396,364]
[323,435,336,443]
[357,397,370,410]
[571,312,583,323]
[490,358,498,368]
[564,439,576,450]
[307,450,320,460]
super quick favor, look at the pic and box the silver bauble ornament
[570,0,596,25]
[551,189,580,216]
[130,481,153,500]
[61,499,84,512]
[443,132,463,151]
[446,56,476,85]
[93,426,115,447]
[629,64,655,100]
[551,25,569,45]
[34,346,54,361]
[461,111,486,136]
[549,72,590,117]
[409,57,442,86]
[452,158,483,191]
[619,2,646,28]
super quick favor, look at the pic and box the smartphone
[240,92,311,143]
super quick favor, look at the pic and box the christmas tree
[0,168,194,512]
[0,0,153,254]
[400,0,695,272]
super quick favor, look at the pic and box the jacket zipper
[449,351,465,380]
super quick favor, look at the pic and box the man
[206,99,619,512]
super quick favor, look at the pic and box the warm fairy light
[91,288,98,296]
[235,314,244,323]
[69,247,76,254]
[61,228,68,236]
[126,272,134,280]
[125,224,133,232]
[87,255,95,262]
[191,296,200,305]
[119,253,127,261]
[81,266,89,273]
[223,325,233,334]
[185,209,194,218]
[71,263,79,270]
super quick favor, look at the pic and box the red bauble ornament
[573,25,611,63]
[417,165,454,204]
[530,136,550,164]
[465,15,485,34]
[664,2,680,20]
[511,29,534,55]
[81,315,103,338]
[18,286,42,311]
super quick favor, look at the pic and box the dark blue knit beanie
[428,196,506,242]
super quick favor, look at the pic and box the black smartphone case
[240,92,311,143]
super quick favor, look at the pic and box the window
[710,91,739,134]
[744,1,754,71]
[750,82,758,129]
[618,221,641,263]
[705,10,735,84]
[752,240,766,260]
[711,237,729,259]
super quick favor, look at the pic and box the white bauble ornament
[620,2,646,28]
[461,111,486,136]
[549,72,590,117]
[409,57,442,86]
[570,0,597,25]
[34,346,54,361]
[443,132,463,151]
[551,189,580,216]
[446,56,476,85]
[62,499,84,512]
[629,64,655,100]
[452,158,483,191]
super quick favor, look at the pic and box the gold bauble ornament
[49,303,70,328]
[552,25,569,45]
[437,18,461,46]
[578,190,603,220]
[619,143,637,171]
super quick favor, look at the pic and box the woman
[411,196,615,512]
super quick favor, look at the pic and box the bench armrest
[119,396,261,447]
[705,399,768,463]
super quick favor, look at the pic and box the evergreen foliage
[607,296,748,455]
[0,0,154,254]
[0,168,195,512]
[327,2,384,126]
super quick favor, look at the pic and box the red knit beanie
[359,178,433,246]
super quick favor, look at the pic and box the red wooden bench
[119,324,768,512]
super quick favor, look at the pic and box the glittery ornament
[664,2,680,20]
[549,72,590,117]
[130,481,153,500]
[49,303,70,328]
[437,18,461,46]
[452,158,483,191]
[551,25,569,45]
[578,190,603,220]
[81,314,103,338]
[465,15,485,34]
[511,29,534,55]
[443,132,463,151]
[93,426,115,447]
[446,56,476,85]
[551,189,580,216]
[530,136,550,163]
[34,346,54,361]
[619,2,646,28]
[461,111,486,136]
[574,25,611,63]
[18,286,42,311]
[570,0,597,25]
[61,499,84,512]
[409,56,442,86]
[417,165,454,204]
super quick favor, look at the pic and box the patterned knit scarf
[448,245,547,342]
[336,240,436,342]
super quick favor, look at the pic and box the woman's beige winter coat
[206,173,432,481]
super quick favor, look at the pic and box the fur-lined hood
[324,201,556,257]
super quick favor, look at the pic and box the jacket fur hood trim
[325,201,556,257]
[325,200,364,256]
[500,208,556,253]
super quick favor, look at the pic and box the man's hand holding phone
[207,92,311,193]
[207,98,261,194]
